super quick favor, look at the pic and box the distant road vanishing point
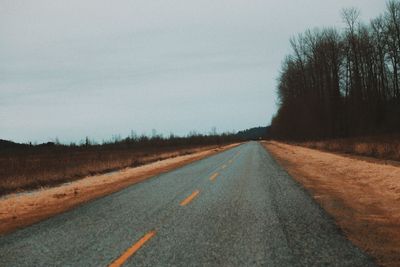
[0,142,375,266]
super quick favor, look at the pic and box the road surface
[0,142,374,266]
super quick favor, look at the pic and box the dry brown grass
[264,141,400,267]
[298,135,400,161]
[0,143,240,235]
[0,144,223,196]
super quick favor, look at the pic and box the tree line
[1,127,268,152]
[270,1,400,140]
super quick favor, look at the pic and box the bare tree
[271,1,400,140]
[385,0,400,98]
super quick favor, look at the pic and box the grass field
[297,135,400,162]
[0,138,234,196]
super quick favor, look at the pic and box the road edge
[0,143,242,235]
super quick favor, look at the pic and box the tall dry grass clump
[299,135,400,161]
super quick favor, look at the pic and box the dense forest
[236,126,270,140]
[271,1,400,140]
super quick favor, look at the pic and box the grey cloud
[0,0,387,143]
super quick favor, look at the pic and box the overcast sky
[1,0,387,143]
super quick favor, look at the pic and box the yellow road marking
[221,164,227,169]
[209,173,219,182]
[180,190,200,206]
[109,230,156,267]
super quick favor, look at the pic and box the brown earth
[263,141,400,267]
[0,143,239,235]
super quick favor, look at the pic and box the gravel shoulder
[263,141,400,267]
[0,143,239,235]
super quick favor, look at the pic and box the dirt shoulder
[0,143,240,235]
[263,141,400,267]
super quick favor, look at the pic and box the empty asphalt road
[0,142,375,266]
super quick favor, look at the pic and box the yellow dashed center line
[109,230,156,267]
[108,151,243,265]
[180,190,200,206]
[108,152,242,266]
[209,173,219,182]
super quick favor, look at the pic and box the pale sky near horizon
[1,0,387,143]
